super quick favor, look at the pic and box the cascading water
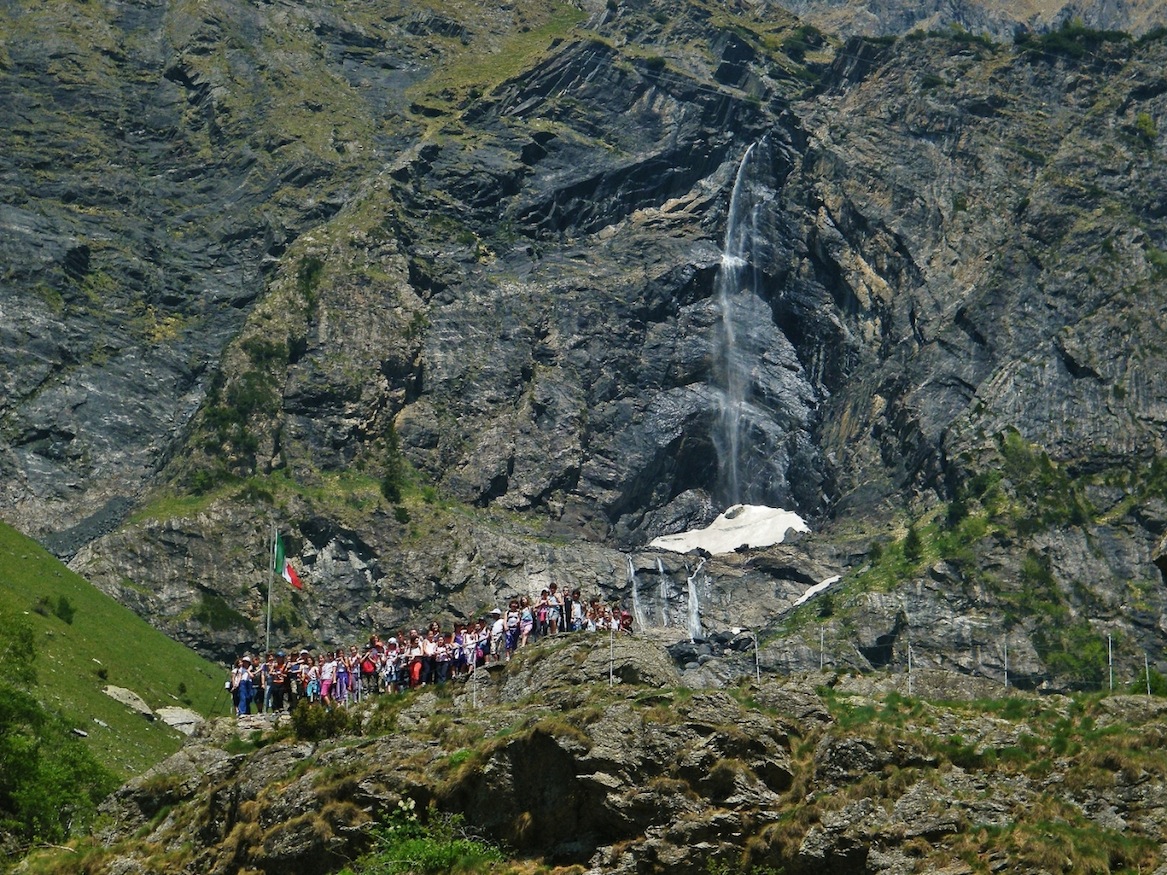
[712,139,780,508]
[686,558,705,641]
[627,555,648,631]
[656,557,671,628]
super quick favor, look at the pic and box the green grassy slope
[0,523,229,778]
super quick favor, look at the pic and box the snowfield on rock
[649,505,809,555]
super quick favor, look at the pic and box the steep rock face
[797,35,1167,500]
[4,0,1167,686]
[0,0,399,540]
[776,0,1167,40]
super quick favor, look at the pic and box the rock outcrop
[80,641,1167,875]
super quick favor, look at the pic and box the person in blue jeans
[231,656,255,717]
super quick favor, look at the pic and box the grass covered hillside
[0,522,228,778]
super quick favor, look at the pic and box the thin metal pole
[1147,653,1152,697]
[1108,635,1113,693]
[469,641,477,710]
[265,524,274,654]
[1004,637,1009,691]
[907,643,913,697]
[609,623,615,687]
[754,633,760,684]
[819,627,825,671]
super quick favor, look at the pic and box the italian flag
[274,533,303,590]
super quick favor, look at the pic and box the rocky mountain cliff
[776,0,1167,41]
[4,0,1167,688]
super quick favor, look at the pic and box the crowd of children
[227,583,634,716]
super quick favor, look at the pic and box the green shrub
[782,24,823,62]
[1016,19,1129,59]
[903,524,923,563]
[31,595,52,618]
[0,614,118,847]
[289,699,357,742]
[191,594,254,633]
[297,256,325,314]
[1135,111,1158,143]
[381,422,405,503]
[1146,246,1167,279]
[341,799,503,875]
[241,337,289,369]
[53,595,76,625]
[1126,668,1167,696]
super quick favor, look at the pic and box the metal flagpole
[266,523,274,654]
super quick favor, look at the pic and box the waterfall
[686,558,705,641]
[712,139,777,508]
[656,557,671,628]
[628,555,648,631]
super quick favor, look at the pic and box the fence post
[907,642,913,698]
[1108,635,1113,694]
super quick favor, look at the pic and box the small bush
[381,422,405,503]
[341,800,503,875]
[191,594,254,633]
[1135,111,1158,143]
[297,256,325,314]
[53,595,76,625]
[1016,19,1129,59]
[903,524,923,563]
[289,699,357,742]
[1127,668,1167,696]
[783,24,824,62]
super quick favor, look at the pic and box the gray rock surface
[155,706,205,736]
[102,685,155,721]
[83,645,1167,875]
[2,0,1167,695]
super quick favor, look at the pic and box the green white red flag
[274,533,303,589]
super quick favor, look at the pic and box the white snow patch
[649,504,809,555]
[792,575,841,608]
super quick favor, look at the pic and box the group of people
[227,582,634,716]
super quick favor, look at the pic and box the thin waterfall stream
[712,138,779,508]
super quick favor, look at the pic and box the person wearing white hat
[490,609,506,664]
